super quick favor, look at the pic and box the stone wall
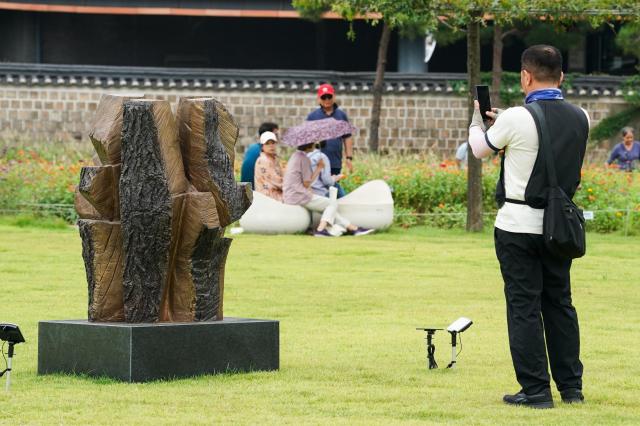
[0,84,631,157]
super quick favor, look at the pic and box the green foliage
[590,107,640,142]
[291,0,331,21]
[433,21,467,46]
[341,155,473,228]
[330,0,441,31]
[622,75,640,106]
[295,0,449,41]
[0,214,70,229]
[616,22,640,69]
[0,148,81,222]
[574,167,640,234]
[392,206,419,228]
[341,154,640,234]
[523,21,589,49]
[5,134,640,235]
[296,1,640,36]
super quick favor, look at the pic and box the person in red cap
[306,83,353,198]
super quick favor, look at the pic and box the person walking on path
[241,122,279,189]
[254,131,284,202]
[283,142,372,237]
[307,83,353,198]
[605,126,640,171]
[468,45,590,409]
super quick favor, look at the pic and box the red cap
[317,83,335,97]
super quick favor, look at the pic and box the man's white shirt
[486,106,590,235]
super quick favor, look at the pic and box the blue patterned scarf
[525,88,564,104]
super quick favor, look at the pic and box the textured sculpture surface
[76,94,251,323]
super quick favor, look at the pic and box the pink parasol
[281,118,356,147]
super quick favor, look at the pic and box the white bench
[240,180,394,234]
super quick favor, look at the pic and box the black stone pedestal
[38,318,279,382]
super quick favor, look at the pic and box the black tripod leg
[427,332,438,369]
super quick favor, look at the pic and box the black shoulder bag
[527,102,586,259]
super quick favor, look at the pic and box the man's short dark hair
[521,45,563,83]
[258,122,278,136]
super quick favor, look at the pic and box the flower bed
[0,148,85,222]
[574,166,640,234]
[342,154,640,234]
[2,149,639,234]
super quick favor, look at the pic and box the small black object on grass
[0,323,25,391]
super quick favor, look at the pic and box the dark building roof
[0,0,315,17]
[0,9,391,71]
[1,2,637,75]
[0,62,632,97]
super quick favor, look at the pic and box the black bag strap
[527,102,559,189]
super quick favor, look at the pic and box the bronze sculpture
[75,94,252,323]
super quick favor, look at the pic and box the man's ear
[558,71,565,88]
[521,69,531,88]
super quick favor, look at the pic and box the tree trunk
[491,24,503,108]
[369,21,392,153]
[466,17,483,232]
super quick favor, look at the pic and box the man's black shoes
[503,388,584,408]
[503,389,554,409]
[560,389,584,404]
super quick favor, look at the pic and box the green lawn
[0,223,638,425]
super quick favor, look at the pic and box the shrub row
[0,148,82,222]
[1,149,639,234]
[341,154,640,234]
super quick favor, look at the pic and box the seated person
[307,141,345,197]
[606,126,640,172]
[283,142,373,237]
[254,131,284,202]
[241,122,279,188]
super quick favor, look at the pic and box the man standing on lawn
[307,83,353,198]
[467,45,590,408]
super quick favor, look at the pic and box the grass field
[0,222,638,425]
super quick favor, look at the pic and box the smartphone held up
[475,85,492,124]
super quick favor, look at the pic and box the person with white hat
[254,131,284,202]
[241,122,279,189]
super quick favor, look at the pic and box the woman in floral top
[254,131,284,201]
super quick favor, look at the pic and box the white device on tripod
[417,317,473,370]
[446,317,473,368]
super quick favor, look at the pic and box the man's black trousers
[494,228,583,394]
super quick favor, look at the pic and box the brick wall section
[0,85,631,156]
